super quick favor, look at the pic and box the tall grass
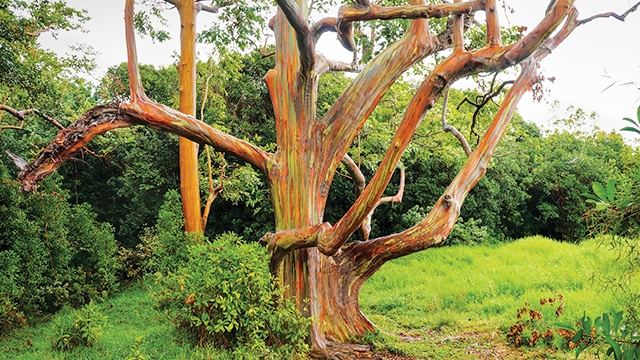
[360,236,625,332]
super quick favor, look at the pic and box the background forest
[2,1,640,359]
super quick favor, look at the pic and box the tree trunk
[176,0,202,234]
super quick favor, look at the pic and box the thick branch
[315,0,575,256]
[485,0,501,46]
[274,0,315,74]
[344,7,583,279]
[338,1,484,23]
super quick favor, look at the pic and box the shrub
[50,301,107,351]
[0,163,119,319]
[137,189,196,275]
[154,232,310,358]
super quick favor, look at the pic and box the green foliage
[154,233,310,358]
[556,311,640,360]
[0,162,119,322]
[50,301,107,351]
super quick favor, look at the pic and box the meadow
[0,236,631,359]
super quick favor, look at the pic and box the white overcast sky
[39,1,640,138]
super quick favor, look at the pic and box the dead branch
[26,25,54,37]
[457,76,515,145]
[578,1,640,25]
[201,147,225,230]
[315,54,359,75]
[0,105,116,159]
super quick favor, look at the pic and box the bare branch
[578,1,640,25]
[0,105,64,129]
[197,0,233,14]
[6,151,28,171]
[201,147,225,230]
[26,25,54,37]
[441,90,472,157]
[1,105,117,159]
[338,1,485,23]
[315,54,359,75]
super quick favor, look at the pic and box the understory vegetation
[0,236,634,359]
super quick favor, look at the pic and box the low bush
[154,232,310,359]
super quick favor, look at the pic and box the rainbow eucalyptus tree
[5,0,640,356]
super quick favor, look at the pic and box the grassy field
[0,236,630,359]
[359,235,628,358]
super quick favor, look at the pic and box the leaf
[613,311,623,334]
[554,322,576,331]
[596,203,610,211]
[637,105,640,123]
[605,336,622,360]
[582,193,602,201]
[620,126,640,135]
[573,329,584,343]
[606,179,616,203]
[593,182,608,202]
[623,117,639,127]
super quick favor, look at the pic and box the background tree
[3,0,640,356]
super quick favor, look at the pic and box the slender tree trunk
[176,0,202,234]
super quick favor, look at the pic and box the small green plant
[556,311,640,360]
[50,301,107,351]
[154,232,310,358]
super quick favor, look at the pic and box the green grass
[0,282,232,360]
[360,235,629,358]
[0,236,631,359]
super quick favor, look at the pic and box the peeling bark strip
[8,0,640,357]
[17,104,132,192]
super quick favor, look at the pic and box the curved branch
[274,0,314,74]
[315,0,575,256]
[440,90,472,157]
[15,100,271,192]
[345,7,582,279]
[338,1,484,23]
[577,1,640,25]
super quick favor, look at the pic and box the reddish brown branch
[338,1,484,23]
[1,105,117,159]
[346,7,583,277]
[315,0,575,257]
[485,0,501,46]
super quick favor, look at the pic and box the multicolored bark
[10,0,638,357]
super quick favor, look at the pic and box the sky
[39,0,640,138]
